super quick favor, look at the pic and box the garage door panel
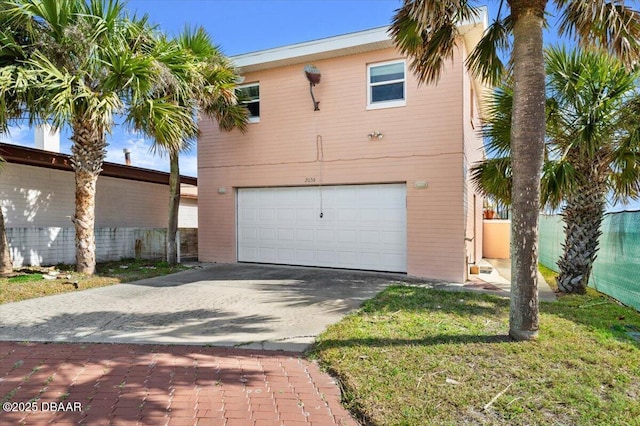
[259,248,277,261]
[258,209,276,223]
[382,208,404,222]
[381,254,405,270]
[276,190,296,204]
[317,209,335,223]
[241,191,258,204]
[278,248,295,262]
[239,227,257,241]
[277,228,295,241]
[381,230,405,245]
[296,208,316,222]
[316,250,335,263]
[296,249,315,263]
[360,252,380,266]
[259,228,276,241]
[360,230,379,244]
[240,208,257,223]
[337,230,358,243]
[239,246,258,260]
[296,229,314,241]
[317,229,335,242]
[258,190,276,203]
[359,209,380,222]
[337,251,358,266]
[238,184,406,272]
[277,209,296,223]
[336,188,356,203]
[338,209,358,222]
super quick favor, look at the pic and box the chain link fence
[539,212,640,311]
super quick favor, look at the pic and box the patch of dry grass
[0,259,187,304]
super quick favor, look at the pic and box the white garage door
[237,184,407,272]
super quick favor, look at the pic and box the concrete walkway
[473,258,557,302]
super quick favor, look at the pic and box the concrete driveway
[0,263,428,351]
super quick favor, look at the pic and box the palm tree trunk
[508,0,547,341]
[167,150,180,265]
[71,120,106,275]
[0,206,12,276]
[556,182,606,294]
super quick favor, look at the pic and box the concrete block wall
[6,227,196,267]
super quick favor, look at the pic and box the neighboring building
[198,12,488,282]
[0,142,198,266]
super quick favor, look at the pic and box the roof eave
[458,6,493,119]
[0,143,198,187]
[232,26,393,73]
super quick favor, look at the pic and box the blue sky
[1,0,638,210]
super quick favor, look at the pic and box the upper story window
[367,60,406,109]
[237,83,260,123]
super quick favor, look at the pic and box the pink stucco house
[198,10,488,282]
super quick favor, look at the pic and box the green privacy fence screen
[539,212,640,311]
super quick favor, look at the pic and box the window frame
[366,60,407,110]
[237,82,260,123]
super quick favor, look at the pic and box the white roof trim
[231,6,488,73]
[232,26,393,73]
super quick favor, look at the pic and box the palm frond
[607,150,640,201]
[390,0,479,84]
[203,97,248,134]
[476,46,640,209]
[103,47,156,98]
[607,94,640,202]
[555,0,640,68]
[541,159,576,208]
[465,15,511,85]
[480,84,512,157]
[545,46,638,160]
[127,97,197,154]
[470,157,512,205]
[178,25,216,58]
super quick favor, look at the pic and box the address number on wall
[304,177,316,183]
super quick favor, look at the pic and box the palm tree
[548,48,640,293]
[126,31,198,265]
[1,0,159,274]
[128,27,247,264]
[391,0,640,340]
[472,47,640,294]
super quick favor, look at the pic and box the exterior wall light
[414,181,428,189]
[367,131,383,140]
[217,187,227,194]
[304,65,321,111]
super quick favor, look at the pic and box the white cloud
[179,153,198,177]
[104,127,199,177]
[0,125,34,147]
[105,136,169,172]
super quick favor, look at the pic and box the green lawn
[0,259,187,304]
[311,285,640,425]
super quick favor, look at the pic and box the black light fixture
[304,64,321,111]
